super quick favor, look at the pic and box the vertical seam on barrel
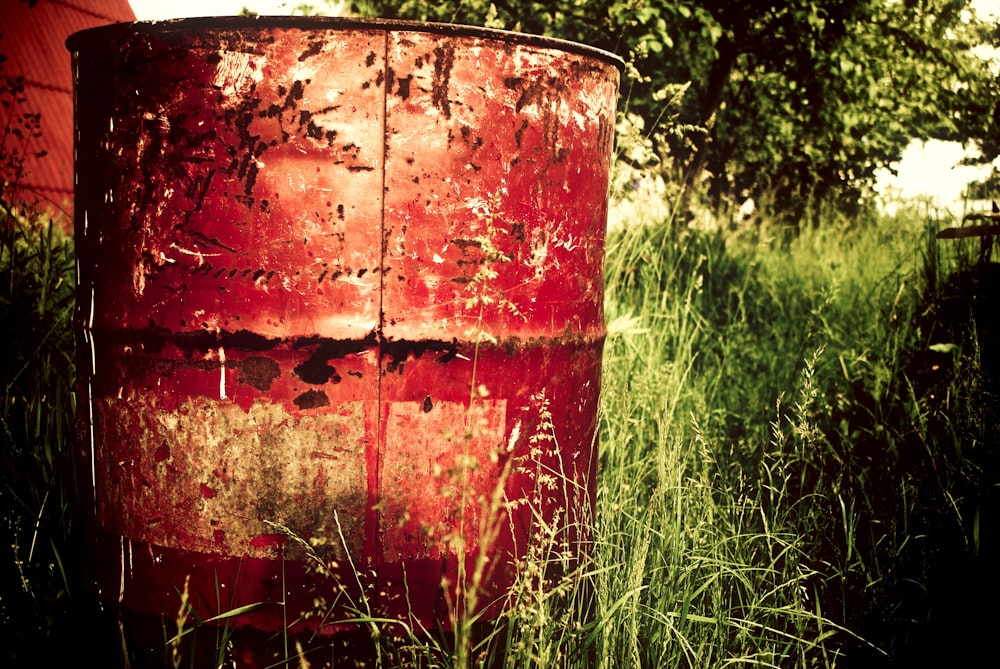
[370,27,390,581]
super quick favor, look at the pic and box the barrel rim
[65,15,625,71]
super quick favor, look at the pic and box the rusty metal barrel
[69,16,619,664]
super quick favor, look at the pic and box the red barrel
[69,16,619,664]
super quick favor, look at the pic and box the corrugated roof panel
[1,0,135,221]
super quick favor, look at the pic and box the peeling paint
[212,50,266,96]
[96,395,369,560]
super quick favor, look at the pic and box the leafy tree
[687,0,995,224]
[963,20,1000,169]
[351,0,996,224]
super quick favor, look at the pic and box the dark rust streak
[298,40,323,62]
[189,230,238,253]
[310,450,354,460]
[514,119,529,149]
[431,44,455,119]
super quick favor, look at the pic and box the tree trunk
[678,33,739,221]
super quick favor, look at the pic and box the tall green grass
[596,201,998,668]
[596,221,865,668]
[0,202,80,665]
[2,190,997,666]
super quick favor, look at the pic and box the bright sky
[877,0,1000,209]
[975,0,1000,19]
[126,0,1000,25]
[129,0,335,19]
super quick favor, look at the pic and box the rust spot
[459,125,483,150]
[509,221,526,242]
[236,356,280,391]
[382,339,459,374]
[396,74,412,100]
[295,351,341,384]
[294,389,329,409]
[154,444,170,462]
[298,40,323,62]
[200,482,217,499]
[451,237,482,251]
[503,76,523,90]
[281,80,306,111]
[422,395,433,413]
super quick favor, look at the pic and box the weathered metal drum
[69,16,619,663]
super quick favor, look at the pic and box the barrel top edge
[65,15,625,71]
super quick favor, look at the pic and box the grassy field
[2,190,998,666]
[595,199,999,668]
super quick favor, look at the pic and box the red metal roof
[1,0,135,222]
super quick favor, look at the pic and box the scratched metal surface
[70,16,619,650]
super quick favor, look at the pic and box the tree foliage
[349,0,998,224]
